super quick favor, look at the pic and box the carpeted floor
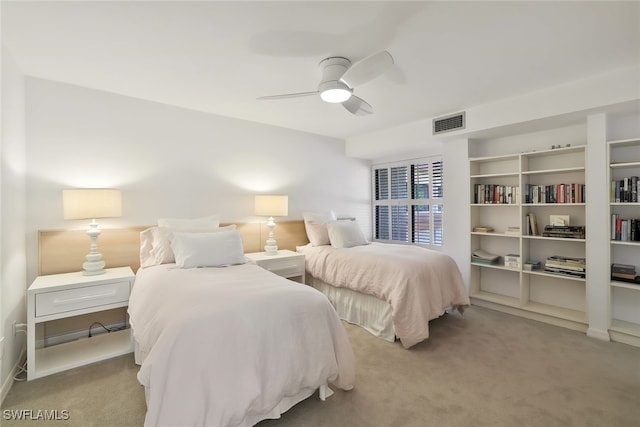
[3,305,640,427]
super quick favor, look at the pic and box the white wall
[441,138,470,286]
[346,65,640,160]
[1,45,27,400]
[24,78,371,283]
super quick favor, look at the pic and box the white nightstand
[245,250,305,283]
[27,266,135,381]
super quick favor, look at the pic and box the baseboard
[586,327,611,341]
[1,347,26,405]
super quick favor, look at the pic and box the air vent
[432,112,465,135]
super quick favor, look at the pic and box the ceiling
[2,1,639,140]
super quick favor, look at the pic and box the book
[610,275,640,284]
[542,225,585,239]
[473,226,494,233]
[544,267,586,278]
[505,226,521,236]
[523,260,541,271]
[612,262,635,270]
[544,255,586,277]
[504,253,521,263]
[528,212,539,236]
[612,263,636,274]
[471,249,500,264]
[612,272,637,280]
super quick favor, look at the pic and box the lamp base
[83,253,106,276]
[82,267,105,276]
[264,244,279,256]
[83,220,106,275]
[264,217,279,255]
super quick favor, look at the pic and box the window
[373,157,443,247]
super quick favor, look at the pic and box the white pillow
[327,220,369,249]
[147,224,236,266]
[303,211,337,246]
[139,227,156,268]
[158,215,220,229]
[170,230,247,269]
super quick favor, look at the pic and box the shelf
[470,172,519,179]
[471,262,520,272]
[470,293,587,325]
[523,203,585,207]
[610,161,640,169]
[523,269,586,282]
[522,302,587,324]
[609,202,640,206]
[523,235,585,243]
[608,138,640,147]
[610,319,640,337]
[610,320,640,346]
[469,153,520,162]
[470,203,519,207]
[470,291,520,308]
[32,329,132,380]
[611,280,640,290]
[610,240,640,246]
[522,166,585,176]
[471,232,520,238]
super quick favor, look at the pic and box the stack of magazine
[544,255,586,278]
[611,263,639,284]
[472,249,500,265]
[542,225,586,239]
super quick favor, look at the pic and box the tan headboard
[38,220,309,276]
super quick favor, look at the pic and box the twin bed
[299,242,469,348]
[130,262,355,426]
[39,215,469,426]
[298,212,470,349]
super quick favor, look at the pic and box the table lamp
[63,189,122,275]
[254,195,288,255]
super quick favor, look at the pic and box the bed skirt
[307,275,396,342]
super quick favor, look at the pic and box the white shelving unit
[607,137,640,346]
[469,146,588,331]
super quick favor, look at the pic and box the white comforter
[300,243,470,348]
[128,263,355,427]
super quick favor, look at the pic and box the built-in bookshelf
[608,137,640,346]
[469,145,587,331]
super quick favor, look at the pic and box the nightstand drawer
[35,281,130,317]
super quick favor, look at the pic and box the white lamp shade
[254,195,288,217]
[63,189,122,220]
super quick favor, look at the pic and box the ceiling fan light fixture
[318,80,352,103]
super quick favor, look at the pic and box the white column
[585,113,610,341]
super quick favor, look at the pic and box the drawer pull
[53,290,117,305]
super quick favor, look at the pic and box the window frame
[371,156,444,248]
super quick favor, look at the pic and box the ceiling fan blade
[340,50,394,87]
[257,91,318,100]
[342,95,373,116]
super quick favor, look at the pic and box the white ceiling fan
[257,51,394,116]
